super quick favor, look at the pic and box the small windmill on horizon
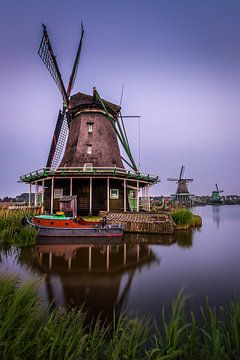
[210,184,224,204]
[167,165,195,205]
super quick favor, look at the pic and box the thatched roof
[69,92,120,116]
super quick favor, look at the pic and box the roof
[69,92,120,115]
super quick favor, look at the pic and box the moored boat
[26,213,124,237]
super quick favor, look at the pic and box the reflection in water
[18,240,160,321]
[212,205,220,229]
[174,231,193,248]
[1,229,197,322]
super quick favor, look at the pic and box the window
[110,189,119,199]
[54,189,63,199]
[87,145,92,155]
[87,123,93,133]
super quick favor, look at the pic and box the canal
[1,205,240,320]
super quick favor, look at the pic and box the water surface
[1,205,240,320]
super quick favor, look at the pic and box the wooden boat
[26,213,124,237]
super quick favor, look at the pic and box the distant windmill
[167,166,194,205]
[211,184,224,204]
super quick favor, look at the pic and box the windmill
[211,184,224,204]
[19,23,158,215]
[167,166,194,205]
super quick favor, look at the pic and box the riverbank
[0,209,37,247]
[0,276,239,360]
[0,209,202,246]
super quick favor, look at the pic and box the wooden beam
[124,179,127,212]
[41,180,45,214]
[89,177,92,215]
[51,177,54,214]
[34,182,38,207]
[70,177,73,196]
[137,180,139,212]
[29,183,32,208]
[107,178,110,212]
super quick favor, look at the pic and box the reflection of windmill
[19,242,158,323]
[211,184,224,204]
[19,24,158,214]
[167,166,194,205]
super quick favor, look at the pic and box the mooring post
[51,177,54,214]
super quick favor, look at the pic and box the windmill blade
[46,110,69,169]
[38,24,68,106]
[216,183,219,192]
[67,22,84,97]
[167,178,179,181]
[179,165,185,179]
[184,178,193,182]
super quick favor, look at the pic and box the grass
[171,209,202,229]
[0,209,37,247]
[0,277,240,360]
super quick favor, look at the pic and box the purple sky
[0,0,240,197]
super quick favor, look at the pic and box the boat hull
[26,217,124,237]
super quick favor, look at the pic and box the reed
[0,209,37,247]
[171,209,202,229]
[171,209,193,225]
[1,277,240,359]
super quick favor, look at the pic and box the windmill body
[60,93,124,169]
[167,166,195,206]
[20,24,158,215]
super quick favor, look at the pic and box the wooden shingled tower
[20,24,158,215]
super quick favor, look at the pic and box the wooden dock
[107,212,174,234]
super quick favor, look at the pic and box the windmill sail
[46,110,69,169]
[38,23,84,170]
[67,22,84,97]
[38,24,68,106]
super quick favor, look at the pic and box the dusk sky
[0,0,240,197]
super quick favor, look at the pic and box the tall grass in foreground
[1,277,240,359]
[0,209,37,247]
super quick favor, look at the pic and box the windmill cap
[69,91,120,115]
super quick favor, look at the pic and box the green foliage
[1,277,240,359]
[0,209,37,247]
[171,209,193,226]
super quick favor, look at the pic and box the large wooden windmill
[167,166,194,205]
[20,24,158,214]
